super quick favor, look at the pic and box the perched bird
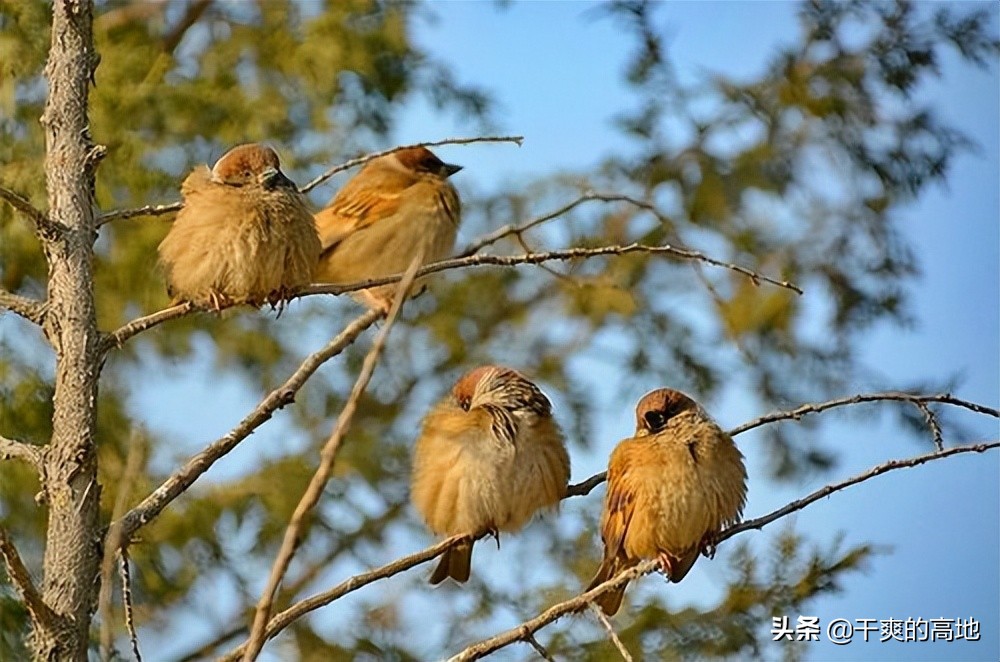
[588,388,747,615]
[158,143,320,309]
[313,146,462,311]
[411,365,571,584]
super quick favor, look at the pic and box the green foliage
[0,0,995,659]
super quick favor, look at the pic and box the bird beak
[442,163,463,178]
[261,167,295,190]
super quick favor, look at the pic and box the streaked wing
[315,188,403,251]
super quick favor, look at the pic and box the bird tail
[430,540,474,584]
[667,548,700,583]
[586,557,629,616]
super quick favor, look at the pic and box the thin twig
[241,257,422,662]
[0,185,59,234]
[217,533,482,662]
[523,631,556,661]
[588,603,635,662]
[295,243,803,297]
[0,288,48,326]
[565,471,608,498]
[915,402,944,451]
[446,441,1000,661]
[0,526,56,627]
[100,301,196,354]
[99,436,145,661]
[120,548,142,662]
[104,241,799,352]
[300,135,524,194]
[0,435,43,470]
[730,392,999,436]
[115,308,383,539]
[96,201,182,226]
[447,562,660,662]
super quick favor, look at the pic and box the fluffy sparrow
[158,143,320,309]
[411,365,571,584]
[588,388,747,615]
[313,146,461,311]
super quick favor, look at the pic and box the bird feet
[699,531,720,559]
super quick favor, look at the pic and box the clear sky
[118,2,998,660]
[389,2,999,660]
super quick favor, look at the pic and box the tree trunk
[33,0,103,659]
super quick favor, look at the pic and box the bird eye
[644,410,666,431]
[458,396,470,411]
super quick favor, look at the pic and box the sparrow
[158,143,321,309]
[411,365,571,584]
[313,146,462,311]
[588,388,747,615]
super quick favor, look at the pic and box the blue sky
[389,2,999,660]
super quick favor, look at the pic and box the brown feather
[158,143,320,308]
[313,147,461,311]
[589,388,747,614]
[411,366,570,584]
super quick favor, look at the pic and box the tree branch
[0,288,48,327]
[300,135,524,194]
[242,258,421,661]
[96,201,182,227]
[0,185,60,236]
[217,534,482,662]
[456,191,672,258]
[103,241,800,353]
[446,441,1000,661]
[730,391,999,436]
[588,603,634,662]
[0,526,56,630]
[115,308,383,539]
[295,243,803,298]
[0,435,43,470]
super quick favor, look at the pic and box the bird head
[634,388,699,436]
[210,143,296,190]
[392,146,463,180]
[452,365,551,418]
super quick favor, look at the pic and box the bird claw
[700,532,720,559]
[487,526,501,550]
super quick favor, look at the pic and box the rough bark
[33,1,104,659]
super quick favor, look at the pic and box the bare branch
[96,201,182,227]
[162,0,211,54]
[0,185,60,235]
[0,288,48,327]
[0,435,43,469]
[100,301,196,354]
[720,441,999,542]
[588,603,635,662]
[300,135,525,194]
[120,549,142,662]
[447,441,1000,661]
[457,191,671,258]
[116,308,383,539]
[103,240,799,352]
[242,259,421,661]
[99,437,145,661]
[566,471,607,498]
[524,631,556,662]
[915,402,944,451]
[447,561,660,662]
[731,392,999,436]
[0,526,56,628]
[296,242,803,298]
